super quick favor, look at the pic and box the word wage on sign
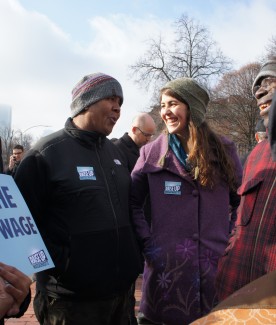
[0,216,38,239]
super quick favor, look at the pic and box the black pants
[34,290,129,325]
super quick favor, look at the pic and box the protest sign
[0,174,54,275]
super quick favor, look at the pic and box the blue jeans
[34,290,129,325]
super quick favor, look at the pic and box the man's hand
[0,262,31,317]
[0,275,14,318]
[8,155,16,170]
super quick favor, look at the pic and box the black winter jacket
[15,119,141,299]
[111,133,140,172]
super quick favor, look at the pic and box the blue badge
[77,166,96,180]
[164,181,181,195]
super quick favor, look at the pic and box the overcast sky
[0,0,275,140]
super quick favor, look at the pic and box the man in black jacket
[112,113,156,173]
[14,73,141,325]
[6,145,24,178]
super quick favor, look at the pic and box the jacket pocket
[237,177,263,226]
[59,229,118,295]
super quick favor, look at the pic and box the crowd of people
[0,56,275,325]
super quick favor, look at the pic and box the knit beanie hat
[71,72,123,118]
[161,77,209,127]
[252,57,276,94]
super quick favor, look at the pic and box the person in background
[112,113,156,173]
[0,262,31,325]
[14,72,141,325]
[254,119,267,143]
[240,119,267,166]
[6,145,24,178]
[216,57,276,302]
[131,77,242,325]
[112,113,156,325]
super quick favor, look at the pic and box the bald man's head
[129,113,156,147]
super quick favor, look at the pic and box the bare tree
[265,35,276,59]
[171,15,232,83]
[207,62,261,155]
[0,126,16,167]
[129,14,232,95]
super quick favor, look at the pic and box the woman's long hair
[160,89,238,190]
[188,122,238,190]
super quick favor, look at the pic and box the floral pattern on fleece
[140,238,219,324]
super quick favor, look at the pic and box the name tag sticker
[77,166,96,180]
[164,181,181,195]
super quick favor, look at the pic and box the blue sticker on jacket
[77,166,96,180]
[164,181,181,195]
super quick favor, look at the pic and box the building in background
[0,104,12,170]
[0,104,12,130]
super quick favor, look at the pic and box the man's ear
[255,132,259,143]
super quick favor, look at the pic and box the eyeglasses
[136,127,154,138]
[253,77,276,97]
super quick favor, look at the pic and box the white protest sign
[0,174,54,275]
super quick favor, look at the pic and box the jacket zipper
[95,144,120,274]
[250,175,276,280]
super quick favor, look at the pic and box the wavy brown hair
[188,122,238,190]
[160,88,238,190]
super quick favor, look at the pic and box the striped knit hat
[70,73,123,117]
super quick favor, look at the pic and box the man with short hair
[112,113,156,172]
[216,57,276,301]
[6,144,24,177]
[14,72,141,325]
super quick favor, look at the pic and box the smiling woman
[131,77,243,325]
